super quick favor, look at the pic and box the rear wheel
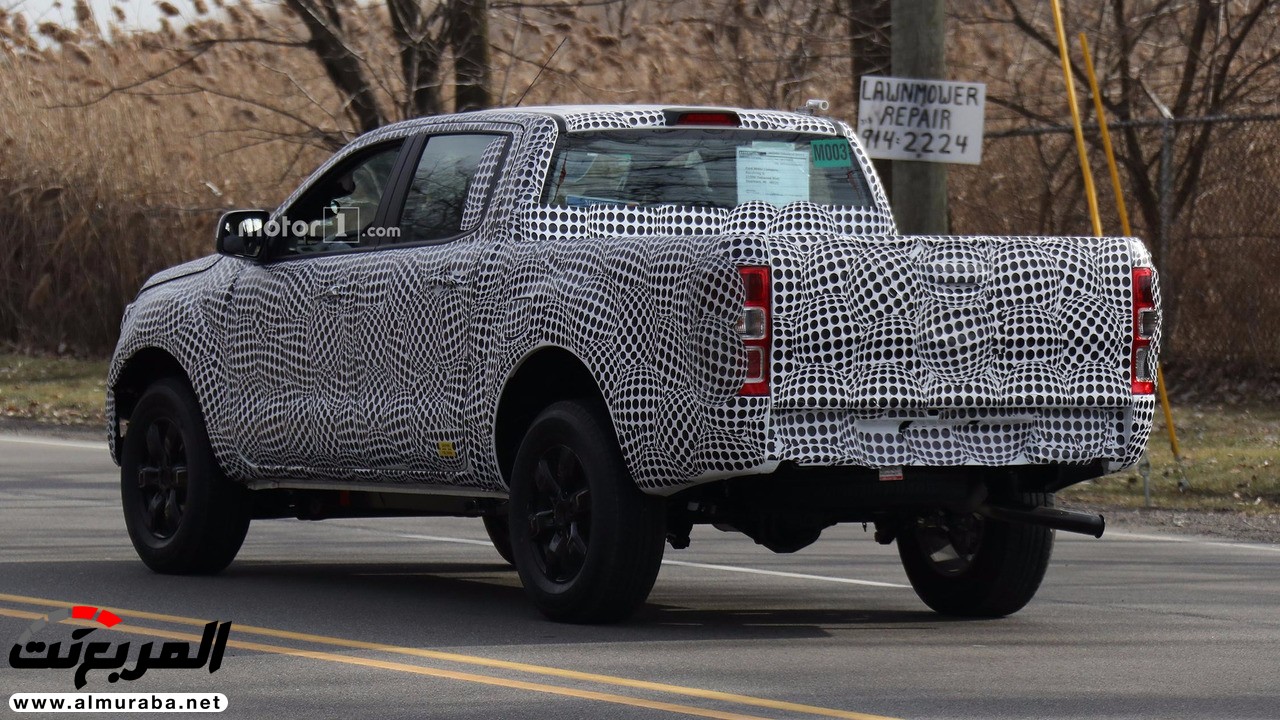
[897,493,1054,617]
[121,378,250,574]
[508,400,666,623]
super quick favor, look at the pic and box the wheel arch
[109,347,193,461]
[493,345,614,489]
[113,347,191,417]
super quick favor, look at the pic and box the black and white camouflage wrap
[108,106,1161,496]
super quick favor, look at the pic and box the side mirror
[215,209,271,259]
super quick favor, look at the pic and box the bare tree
[836,0,890,192]
[691,0,844,110]
[947,0,1280,359]
[286,0,494,131]
[958,0,1280,253]
[63,0,496,148]
[450,0,491,111]
[838,0,889,85]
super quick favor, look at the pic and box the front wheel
[897,493,1055,617]
[508,400,666,623]
[120,378,250,574]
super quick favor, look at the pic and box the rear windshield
[540,129,875,209]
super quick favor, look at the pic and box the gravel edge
[0,416,104,441]
[1061,498,1280,545]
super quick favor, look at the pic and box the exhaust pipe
[977,504,1105,538]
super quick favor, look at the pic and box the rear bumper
[670,464,1107,528]
[768,397,1155,473]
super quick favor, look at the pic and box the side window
[280,141,404,255]
[396,134,509,244]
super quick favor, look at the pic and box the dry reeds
[0,10,322,353]
[0,0,1276,387]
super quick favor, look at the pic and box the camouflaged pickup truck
[109,105,1162,622]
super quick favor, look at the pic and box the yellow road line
[0,593,900,720]
[0,607,766,720]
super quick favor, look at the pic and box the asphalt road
[2,432,1278,720]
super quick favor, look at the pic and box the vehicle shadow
[639,603,967,632]
[277,565,979,646]
[65,559,985,646]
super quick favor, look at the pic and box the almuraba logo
[8,606,231,689]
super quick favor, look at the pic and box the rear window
[540,129,875,209]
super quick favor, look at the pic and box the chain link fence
[951,113,1280,397]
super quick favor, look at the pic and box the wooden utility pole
[890,0,947,234]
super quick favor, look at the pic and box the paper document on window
[736,147,810,206]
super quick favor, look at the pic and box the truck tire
[508,399,666,623]
[120,377,250,574]
[897,493,1054,617]
[482,514,515,566]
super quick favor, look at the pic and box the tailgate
[767,234,1155,467]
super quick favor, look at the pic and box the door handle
[431,272,468,288]
[317,287,351,302]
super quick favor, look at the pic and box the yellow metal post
[1079,35,1131,237]
[1079,33,1183,462]
[1048,0,1102,237]
[1156,365,1181,457]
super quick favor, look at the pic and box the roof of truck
[383,104,848,135]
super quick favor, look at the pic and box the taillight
[737,266,771,396]
[1131,267,1156,395]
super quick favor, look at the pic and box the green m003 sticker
[810,139,853,168]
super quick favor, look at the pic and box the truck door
[224,140,407,473]
[349,131,512,478]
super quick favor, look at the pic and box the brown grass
[1063,402,1280,513]
[0,352,109,426]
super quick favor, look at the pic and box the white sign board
[857,76,986,165]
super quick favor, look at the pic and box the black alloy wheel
[897,493,1055,618]
[525,444,592,583]
[910,510,986,577]
[121,378,250,574]
[134,418,189,540]
[508,399,666,623]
